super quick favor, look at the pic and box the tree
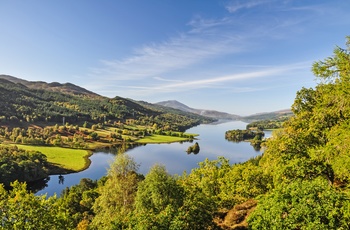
[247,177,350,229]
[89,132,98,141]
[249,37,350,229]
[132,164,184,229]
[0,181,73,229]
[186,142,200,154]
[58,178,99,228]
[312,36,350,82]
[91,152,140,229]
[0,146,49,186]
[219,157,270,208]
[176,157,232,229]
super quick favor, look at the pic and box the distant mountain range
[156,100,293,121]
[156,100,240,120]
[0,75,293,124]
[242,109,293,121]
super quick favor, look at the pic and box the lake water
[35,120,270,197]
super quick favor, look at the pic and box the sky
[1,0,350,116]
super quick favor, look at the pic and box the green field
[136,134,189,143]
[14,145,90,172]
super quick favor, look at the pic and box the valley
[1,37,350,230]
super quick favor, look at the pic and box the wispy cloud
[225,0,272,13]
[153,77,183,83]
[85,62,309,98]
[90,27,246,81]
[85,1,325,99]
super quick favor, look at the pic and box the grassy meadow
[14,145,91,172]
[136,134,190,143]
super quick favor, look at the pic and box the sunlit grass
[13,145,90,171]
[136,134,189,143]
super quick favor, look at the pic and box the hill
[156,100,241,120]
[241,109,293,122]
[0,76,213,131]
[0,75,99,97]
[156,100,292,121]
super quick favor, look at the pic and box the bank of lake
[34,120,271,196]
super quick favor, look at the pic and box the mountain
[156,100,241,120]
[0,75,99,97]
[155,100,195,113]
[0,75,291,127]
[156,100,293,121]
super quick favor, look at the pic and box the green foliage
[170,189,216,230]
[91,153,141,229]
[246,117,289,130]
[248,177,350,229]
[132,164,184,229]
[0,181,73,229]
[319,120,350,182]
[89,132,99,141]
[186,142,200,154]
[225,129,265,150]
[251,37,350,229]
[181,157,231,210]
[242,110,293,121]
[59,178,99,227]
[219,157,270,207]
[0,78,212,132]
[225,129,264,142]
[0,145,48,186]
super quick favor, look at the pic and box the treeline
[0,124,108,148]
[0,145,48,186]
[246,117,289,130]
[225,129,264,142]
[0,121,195,150]
[225,129,265,150]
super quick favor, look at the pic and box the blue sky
[1,0,350,115]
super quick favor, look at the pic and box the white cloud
[225,0,272,13]
[86,62,309,98]
[91,30,245,81]
[153,77,183,83]
[149,62,308,91]
[84,1,325,99]
[88,1,322,85]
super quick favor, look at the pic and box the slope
[0,75,99,97]
[156,100,240,120]
[0,77,212,131]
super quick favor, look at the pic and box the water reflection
[58,175,65,184]
[28,177,50,193]
[35,152,116,197]
[127,121,264,175]
[34,120,269,197]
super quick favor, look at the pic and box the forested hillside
[0,77,213,131]
[1,37,350,229]
[0,75,99,97]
